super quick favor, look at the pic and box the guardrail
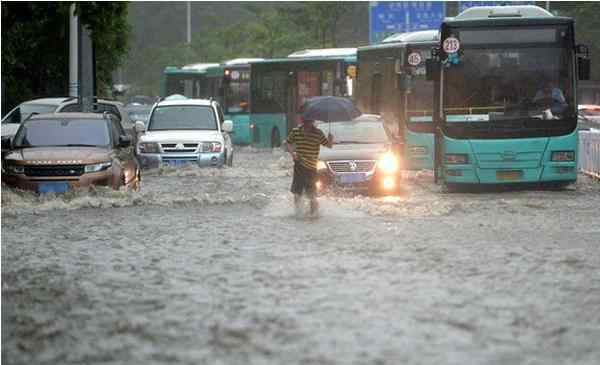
[579,131,600,179]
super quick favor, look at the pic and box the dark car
[2,113,140,193]
[314,115,403,195]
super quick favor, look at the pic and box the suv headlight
[378,152,399,174]
[4,163,24,175]
[138,142,160,154]
[84,161,112,173]
[201,142,222,153]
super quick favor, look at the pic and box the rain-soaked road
[2,148,600,365]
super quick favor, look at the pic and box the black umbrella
[300,96,361,123]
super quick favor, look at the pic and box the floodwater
[2,148,600,364]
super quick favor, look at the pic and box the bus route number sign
[443,37,460,53]
[407,52,422,66]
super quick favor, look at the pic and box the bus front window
[225,70,250,114]
[443,27,574,127]
[406,77,434,132]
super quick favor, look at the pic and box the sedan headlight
[551,151,575,162]
[84,161,112,173]
[446,154,469,164]
[4,163,24,175]
[378,152,399,174]
[138,142,160,154]
[316,160,327,170]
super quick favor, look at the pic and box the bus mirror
[426,59,438,81]
[576,44,590,57]
[398,74,413,93]
[578,57,591,81]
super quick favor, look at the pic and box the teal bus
[160,63,219,98]
[249,48,357,148]
[427,5,590,186]
[204,59,264,145]
[357,30,439,171]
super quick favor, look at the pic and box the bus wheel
[271,128,281,148]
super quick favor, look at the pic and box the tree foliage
[1,2,130,113]
[123,2,366,95]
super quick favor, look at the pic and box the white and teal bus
[357,30,439,171]
[160,63,219,99]
[427,5,590,187]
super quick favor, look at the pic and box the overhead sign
[458,1,535,13]
[369,1,446,44]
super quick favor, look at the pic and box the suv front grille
[160,143,198,153]
[24,165,85,177]
[327,160,376,173]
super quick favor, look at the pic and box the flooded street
[2,148,600,365]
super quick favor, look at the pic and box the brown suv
[1,113,140,193]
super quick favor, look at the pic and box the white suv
[135,98,234,168]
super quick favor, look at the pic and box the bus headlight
[551,151,575,162]
[446,154,469,164]
[378,152,399,174]
[316,160,327,170]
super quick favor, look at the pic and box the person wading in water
[286,117,334,217]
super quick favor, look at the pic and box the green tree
[1,2,130,112]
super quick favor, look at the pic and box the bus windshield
[224,70,250,114]
[442,26,574,134]
[165,74,205,98]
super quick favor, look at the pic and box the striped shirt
[287,125,329,170]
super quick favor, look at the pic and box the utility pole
[187,1,191,45]
[69,4,78,97]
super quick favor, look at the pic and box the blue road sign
[458,1,535,13]
[369,1,446,44]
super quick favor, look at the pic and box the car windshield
[5,104,58,123]
[443,27,574,125]
[13,119,110,148]
[148,105,217,130]
[317,119,389,144]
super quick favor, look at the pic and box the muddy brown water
[3,148,600,364]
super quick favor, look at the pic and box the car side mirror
[222,120,233,133]
[134,120,146,133]
[1,136,12,150]
[119,135,132,147]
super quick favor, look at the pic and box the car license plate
[38,181,69,193]
[339,173,367,184]
[497,170,522,180]
[165,160,189,167]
